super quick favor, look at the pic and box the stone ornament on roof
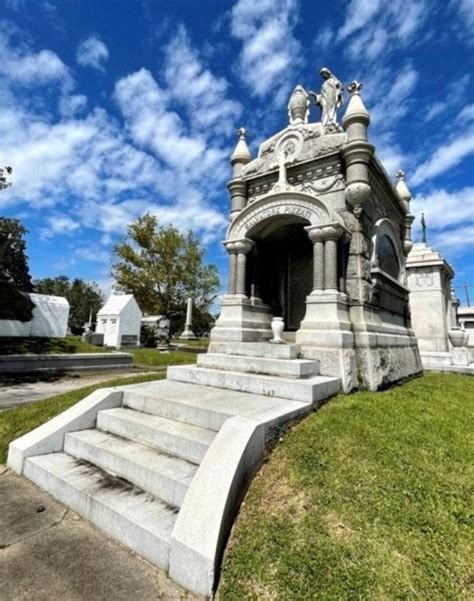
[309,67,344,133]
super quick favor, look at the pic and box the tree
[0,217,33,291]
[112,214,220,329]
[34,277,104,332]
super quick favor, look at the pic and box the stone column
[224,242,238,295]
[306,224,344,292]
[233,239,254,298]
[324,239,338,291]
[313,241,325,290]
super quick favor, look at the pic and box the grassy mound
[219,372,473,600]
[0,372,166,464]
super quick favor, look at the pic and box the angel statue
[309,68,343,131]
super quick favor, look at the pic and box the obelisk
[179,297,197,340]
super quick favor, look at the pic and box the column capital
[305,223,345,243]
[224,238,254,254]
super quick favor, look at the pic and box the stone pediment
[242,123,347,178]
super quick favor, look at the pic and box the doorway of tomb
[247,222,313,331]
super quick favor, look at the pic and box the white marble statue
[310,67,343,131]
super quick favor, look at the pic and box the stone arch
[226,191,345,242]
[371,218,405,281]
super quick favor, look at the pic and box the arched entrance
[246,219,313,331]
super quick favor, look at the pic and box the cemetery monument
[96,293,142,348]
[8,68,427,597]
[211,70,422,391]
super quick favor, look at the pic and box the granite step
[64,429,197,508]
[197,352,319,378]
[209,341,300,359]
[23,452,177,571]
[97,407,216,465]
[167,365,341,404]
[123,381,313,433]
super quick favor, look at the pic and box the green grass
[219,372,474,600]
[0,336,110,355]
[0,372,166,464]
[126,347,198,367]
[171,337,210,350]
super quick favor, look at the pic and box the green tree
[0,217,33,291]
[112,214,219,326]
[34,277,104,331]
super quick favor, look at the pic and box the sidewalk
[0,370,160,410]
[0,469,201,601]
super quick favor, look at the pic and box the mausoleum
[211,72,422,391]
[407,240,473,372]
[96,293,142,348]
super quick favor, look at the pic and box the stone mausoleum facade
[210,71,422,391]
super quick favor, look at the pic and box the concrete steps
[97,407,216,464]
[198,352,319,378]
[167,365,340,404]
[64,429,197,508]
[23,452,177,571]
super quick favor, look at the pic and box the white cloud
[163,25,242,136]
[76,34,109,71]
[0,22,69,86]
[453,0,474,44]
[411,130,474,185]
[338,0,382,40]
[314,25,333,50]
[411,186,474,256]
[41,214,80,239]
[230,0,302,100]
[457,103,474,124]
[341,0,427,62]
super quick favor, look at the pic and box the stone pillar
[306,224,344,292]
[180,297,197,340]
[233,239,254,298]
[324,238,338,291]
[229,251,237,295]
[313,241,325,290]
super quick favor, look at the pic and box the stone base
[421,348,472,368]
[179,327,197,340]
[296,291,356,392]
[210,296,272,342]
[346,303,423,390]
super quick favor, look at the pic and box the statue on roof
[309,67,344,132]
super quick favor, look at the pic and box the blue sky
[0,0,473,304]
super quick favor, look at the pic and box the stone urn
[448,328,467,348]
[270,317,285,344]
[288,85,309,125]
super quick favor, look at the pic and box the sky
[0,0,473,304]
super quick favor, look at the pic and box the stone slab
[23,453,176,571]
[0,353,133,374]
[198,352,318,378]
[209,341,300,359]
[167,364,340,404]
[64,429,197,508]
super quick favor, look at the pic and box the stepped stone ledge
[8,343,340,597]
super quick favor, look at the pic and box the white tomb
[0,294,70,338]
[406,242,473,372]
[96,294,142,348]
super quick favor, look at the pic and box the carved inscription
[231,198,329,239]
[415,272,433,288]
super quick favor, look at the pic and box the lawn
[0,336,111,355]
[0,372,166,464]
[218,372,474,600]
[125,347,198,367]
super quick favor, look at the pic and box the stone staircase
[12,342,340,596]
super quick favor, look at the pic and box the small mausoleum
[96,293,142,348]
[210,69,422,391]
[406,241,473,372]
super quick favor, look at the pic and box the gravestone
[210,70,422,391]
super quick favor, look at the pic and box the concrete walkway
[0,469,201,601]
[0,370,160,411]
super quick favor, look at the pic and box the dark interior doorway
[249,223,313,331]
